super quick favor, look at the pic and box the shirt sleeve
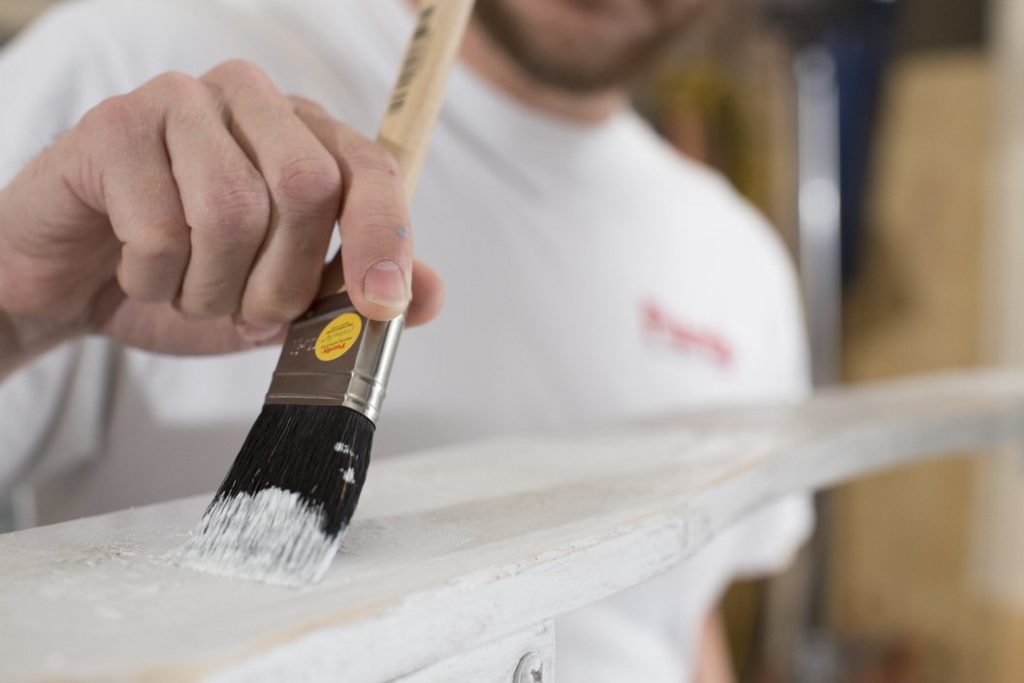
[717,221,815,577]
[0,348,76,493]
[0,4,129,185]
[0,5,126,493]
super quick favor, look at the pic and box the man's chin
[473,0,696,94]
[506,54,640,94]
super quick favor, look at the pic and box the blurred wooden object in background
[0,0,55,41]
[830,52,995,683]
[972,0,1024,680]
[634,0,799,255]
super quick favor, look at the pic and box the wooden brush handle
[320,0,474,297]
[377,0,475,201]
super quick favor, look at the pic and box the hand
[0,60,444,369]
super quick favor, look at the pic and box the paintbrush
[176,0,476,586]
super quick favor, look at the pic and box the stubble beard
[472,0,703,94]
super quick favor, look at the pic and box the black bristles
[212,404,374,538]
[175,404,375,585]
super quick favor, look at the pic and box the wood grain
[3,370,1024,681]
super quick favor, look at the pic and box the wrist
[0,305,22,381]
[0,303,36,381]
[0,183,80,380]
[0,299,80,382]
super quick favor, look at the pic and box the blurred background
[631,1,1019,681]
[1,0,1018,680]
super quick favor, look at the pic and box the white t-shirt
[0,0,812,679]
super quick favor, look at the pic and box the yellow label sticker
[315,312,362,362]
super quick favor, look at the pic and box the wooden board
[3,370,1024,682]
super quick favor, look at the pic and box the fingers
[320,254,445,327]
[201,62,342,328]
[77,92,191,304]
[406,259,445,327]
[292,100,414,321]
[155,73,272,321]
[72,62,441,344]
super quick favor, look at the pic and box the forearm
[0,304,72,383]
[693,606,736,683]
[0,307,22,382]
[0,185,29,380]
[0,179,78,382]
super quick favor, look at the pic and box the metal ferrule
[264,293,405,424]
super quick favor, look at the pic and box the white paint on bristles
[174,488,342,587]
[342,468,356,484]
[334,442,351,455]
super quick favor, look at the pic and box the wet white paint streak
[174,488,343,587]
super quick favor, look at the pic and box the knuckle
[129,225,189,262]
[115,270,147,301]
[347,141,400,179]
[183,300,229,319]
[208,59,270,88]
[182,285,238,318]
[81,94,143,142]
[245,282,315,323]
[352,202,409,241]
[149,71,203,100]
[79,72,203,145]
[195,177,270,242]
[274,156,341,210]
[289,95,327,116]
[118,275,166,304]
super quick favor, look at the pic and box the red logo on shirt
[640,301,733,367]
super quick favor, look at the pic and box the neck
[458,21,626,124]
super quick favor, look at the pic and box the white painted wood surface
[3,369,1024,682]
[395,623,552,683]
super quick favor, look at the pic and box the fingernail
[238,321,284,343]
[362,259,410,312]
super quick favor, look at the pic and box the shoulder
[5,0,244,100]
[617,112,797,292]
[47,0,385,58]
[38,0,271,72]
[0,0,221,179]
[611,114,809,394]
[19,0,391,112]
[25,0,224,44]
[38,0,256,30]
[21,0,354,77]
